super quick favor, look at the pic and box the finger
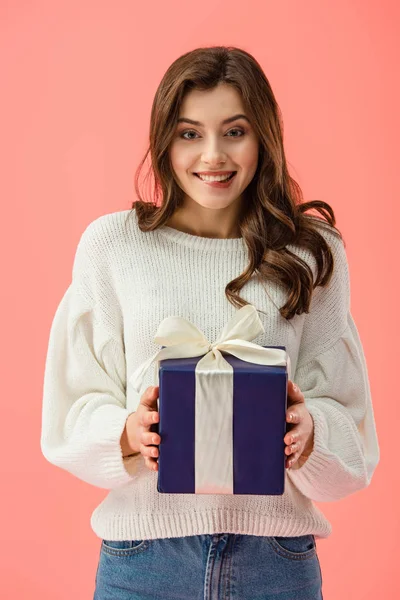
[142,431,161,446]
[140,386,159,409]
[140,410,160,428]
[288,380,305,403]
[286,409,302,424]
[285,440,303,456]
[286,450,301,468]
[144,456,158,471]
[140,443,159,459]
[284,425,301,446]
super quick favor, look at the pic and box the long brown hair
[124,45,343,321]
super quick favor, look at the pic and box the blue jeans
[93,533,323,599]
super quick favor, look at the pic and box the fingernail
[288,413,294,421]
[292,383,298,392]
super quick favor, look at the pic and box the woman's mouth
[193,171,237,188]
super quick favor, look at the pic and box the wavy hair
[125,45,343,320]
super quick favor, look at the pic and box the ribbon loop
[129,303,291,394]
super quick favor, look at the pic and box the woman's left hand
[284,380,315,470]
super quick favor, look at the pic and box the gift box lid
[159,345,287,372]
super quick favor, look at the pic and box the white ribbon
[129,303,291,494]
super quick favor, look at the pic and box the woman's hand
[120,385,161,472]
[284,380,314,469]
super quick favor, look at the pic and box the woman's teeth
[195,172,236,182]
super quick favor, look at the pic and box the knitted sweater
[40,208,380,541]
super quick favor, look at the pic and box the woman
[41,46,380,599]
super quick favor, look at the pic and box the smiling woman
[40,45,379,600]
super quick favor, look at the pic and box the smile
[193,171,237,189]
[194,172,236,182]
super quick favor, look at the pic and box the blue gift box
[156,345,288,495]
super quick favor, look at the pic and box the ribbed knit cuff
[286,400,368,502]
[81,404,143,489]
[286,403,342,501]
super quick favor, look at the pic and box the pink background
[1,1,397,598]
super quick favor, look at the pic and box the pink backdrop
[1,0,397,598]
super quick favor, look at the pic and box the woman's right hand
[120,385,161,472]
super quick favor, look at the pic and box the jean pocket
[101,539,151,556]
[268,534,316,560]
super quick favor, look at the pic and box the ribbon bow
[129,303,291,493]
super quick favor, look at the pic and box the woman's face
[169,83,259,211]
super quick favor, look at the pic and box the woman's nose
[201,146,227,165]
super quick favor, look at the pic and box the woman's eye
[180,130,198,140]
[227,128,245,137]
[179,128,245,140]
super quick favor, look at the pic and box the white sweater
[40,208,380,541]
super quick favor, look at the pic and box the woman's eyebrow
[177,113,250,126]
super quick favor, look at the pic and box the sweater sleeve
[287,229,380,502]
[40,219,143,489]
